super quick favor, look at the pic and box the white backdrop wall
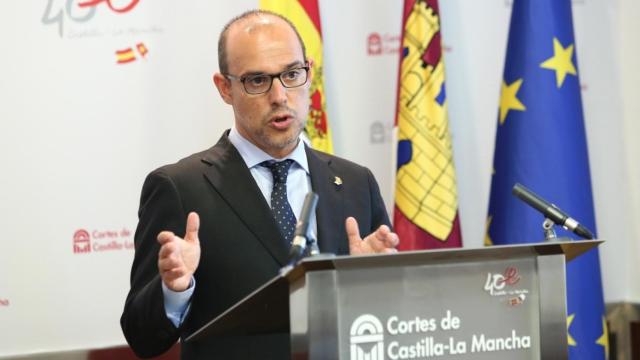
[0,0,638,356]
[612,0,640,304]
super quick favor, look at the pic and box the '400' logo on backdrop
[42,0,140,37]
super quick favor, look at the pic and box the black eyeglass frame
[224,63,311,95]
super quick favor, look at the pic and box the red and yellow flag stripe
[260,0,333,154]
[115,48,136,64]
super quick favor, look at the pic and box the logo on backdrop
[351,314,385,360]
[73,229,91,253]
[41,0,161,65]
[367,32,400,56]
[42,0,142,37]
[0,298,9,307]
[116,42,149,64]
[484,266,528,306]
[370,121,392,144]
[72,227,134,254]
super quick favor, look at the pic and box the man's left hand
[346,217,399,255]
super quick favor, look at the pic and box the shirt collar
[228,127,309,174]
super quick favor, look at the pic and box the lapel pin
[334,176,342,186]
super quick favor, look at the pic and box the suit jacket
[121,131,390,359]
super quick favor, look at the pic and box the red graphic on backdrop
[42,0,149,38]
[116,47,136,63]
[78,0,141,13]
[368,33,382,55]
[366,32,400,56]
[0,298,9,307]
[73,227,134,254]
[115,42,149,64]
[73,229,91,254]
[136,42,148,58]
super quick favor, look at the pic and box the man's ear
[213,73,233,105]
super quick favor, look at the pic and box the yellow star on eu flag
[595,316,609,359]
[567,313,577,347]
[540,37,577,88]
[499,79,526,125]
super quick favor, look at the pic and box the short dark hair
[217,9,307,75]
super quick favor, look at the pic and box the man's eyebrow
[241,61,306,77]
[283,60,305,69]
[240,70,266,78]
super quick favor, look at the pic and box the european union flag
[486,0,608,358]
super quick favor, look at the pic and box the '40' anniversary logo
[42,0,140,37]
[484,266,521,296]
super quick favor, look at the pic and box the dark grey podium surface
[187,240,602,359]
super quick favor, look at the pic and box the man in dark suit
[121,9,398,359]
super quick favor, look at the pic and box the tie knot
[261,159,294,184]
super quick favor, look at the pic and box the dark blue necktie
[262,160,297,245]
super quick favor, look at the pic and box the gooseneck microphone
[287,192,319,266]
[512,183,594,239]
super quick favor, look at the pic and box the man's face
[217,16,311,158]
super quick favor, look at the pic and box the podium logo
[350,314,385,360]
[484,266,529,306]
[484,266,521,295]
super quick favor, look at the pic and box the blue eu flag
[487,0,608,358]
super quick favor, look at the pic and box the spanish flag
[115,47,136,64]
[136,42,148,58]
[260,0,333,154]
[394,0,462,249]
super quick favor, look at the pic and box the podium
[186,240,602,359]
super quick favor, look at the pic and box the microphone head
[512,183,529,200]
[575,224,594,240]
[512,183,595,240]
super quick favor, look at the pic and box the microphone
[512,183,594,239]
[287,192,319,265]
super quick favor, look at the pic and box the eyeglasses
[224,64,310,95]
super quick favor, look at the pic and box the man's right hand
[157,212,201,292]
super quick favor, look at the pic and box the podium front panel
[290,253,567,359]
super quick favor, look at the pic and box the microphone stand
[541,218,572,242]
[542,218,557,241]
[279,192,333,275]
[280,235,335,275]
[306,236,335,260]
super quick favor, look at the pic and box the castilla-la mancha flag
[260,0,334,154]
[394,0,462,250]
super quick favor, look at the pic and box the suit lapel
[201,134,288,266]
[306,147,346,255]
